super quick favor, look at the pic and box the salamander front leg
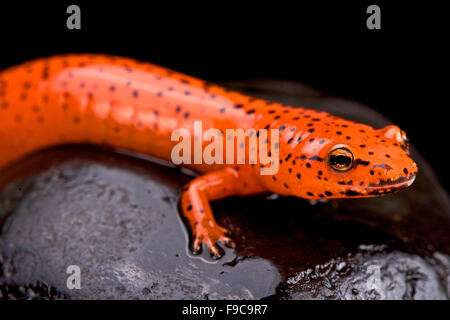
[179,168,246,259]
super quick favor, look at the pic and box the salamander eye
[327,148,354,172]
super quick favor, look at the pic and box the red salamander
[0,54,418,258]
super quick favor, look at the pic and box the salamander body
[0,54,417,258]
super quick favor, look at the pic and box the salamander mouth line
[342,174,417,197]
[366,174,416,189]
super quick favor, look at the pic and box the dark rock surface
[1,80,449,300]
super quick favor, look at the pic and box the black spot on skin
[319,139,325,144]
[307,155,324,162]
[272,176,277,181]
[126,81,132,87]
[157,91,163,97]
[336,131,342,135]
[284,184,289,189]
[297,137,302,143]
[32,105,40,113]
[274,115,281,120]
[370,170,375,175]
[403,168,409,174]
[385,154,391,158]
[184,91,191,96]
[187,205,192,211]
[319,194,324,198]
[345,190,362,197]
[353,159,370,167]
[219,107,226,113]
[296,173,301,179]
[234,104,243,109]
[292,117,300,120]
[137,121,143,127]
[307,192,314,196]
[268,110,276,114]
[308,129,315,133]
[133,90,139,98]
[369,152,374,155]
[246,109,255,114]
[318,170,323,175]
[325,191,333,196]
[80,83,86,88]
[199,209,204,214]
[109,85,115,91]
[288,168,292,173]
[309,138,315,143]
[175,106,181,113]
[346,136,351,140]
[288,138,293,144]
[360,144,366,148]
[359,130,366,133]
[73,117,80,124]
[306,163,311,168]
[154,110,159,116]
[279,125,286,131]
[184,112,190,119]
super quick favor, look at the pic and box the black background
[0,1,447,190]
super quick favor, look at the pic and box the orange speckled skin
[0,54,418,258]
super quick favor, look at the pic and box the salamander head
[275,121,418,199]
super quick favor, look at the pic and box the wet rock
[0,80,449,299]
[279,247,448,300]
[0,155,281,299]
